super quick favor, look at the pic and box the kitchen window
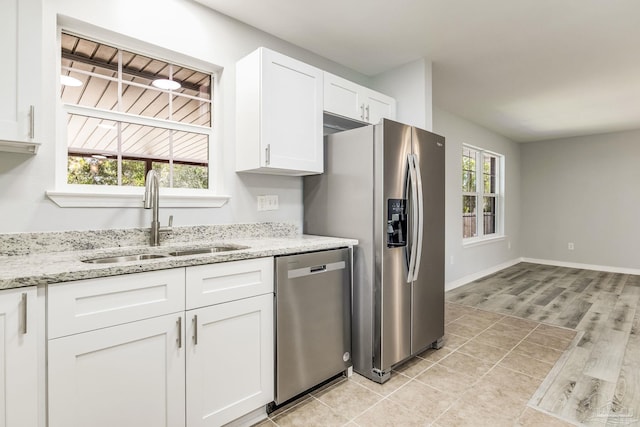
[48,30,228,207]
[462,144,503,241]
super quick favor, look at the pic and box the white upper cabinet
[236,47,324,175]
[324,72,396,124]
[0,0,41,154]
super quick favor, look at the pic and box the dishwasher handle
[287,260,346,279]
[310,265,327,273]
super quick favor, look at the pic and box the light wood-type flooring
[446,262,640,426]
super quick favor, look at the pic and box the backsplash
[0,222,299,256]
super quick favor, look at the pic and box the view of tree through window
[60,33,212,189]
[462,145,502,240]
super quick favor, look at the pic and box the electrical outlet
[508,241,511,250]
[257,195,267,211]
[450,256,454,265]
[265,195,279,210]
[257,195,279,211]
[568,242,575,250]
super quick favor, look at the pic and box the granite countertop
[0,224,357,290]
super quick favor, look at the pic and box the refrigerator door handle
[406,154,419,283]
[411,154,424,281]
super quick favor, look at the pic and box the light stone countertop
[0,225,357,290]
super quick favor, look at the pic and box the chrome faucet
[143,170,173,246]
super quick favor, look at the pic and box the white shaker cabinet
[47,258,274,427]
[324,72,396,125]
[236,47,324,175]
[47,270,186,427]
[48,313,186,427]
[186,294,274,427]
[0,0,41,153]
[185,258,274,427]
[0,287,39,427]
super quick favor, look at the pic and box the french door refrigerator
[304,118,445,383]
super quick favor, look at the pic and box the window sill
[462,235,506,248]
[46,188,231,208]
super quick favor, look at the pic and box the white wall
[371,58,433,130]
[521,129,640,269]
[0,0,371,233]
[433,107,521,286]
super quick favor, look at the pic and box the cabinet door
[364,89,396,124]
[0,0,40,144]
[323,72,365,122]
[186,294,274,427]
[0,287,38,427]
[48,313,186,427]
[323,72,396,124]
[261,49,323,174]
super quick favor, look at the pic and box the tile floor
[255,302,581,426]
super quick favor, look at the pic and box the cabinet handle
[177,317,182,348]
[20,292,28,334]
[193,315,199,345]
[29,105,35,139]
[365,105,370,122]
[265,144,271,166]
[360,104,365,120]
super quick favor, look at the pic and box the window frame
[46,23,229,208]
[462,144,504,244]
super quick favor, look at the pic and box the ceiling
[194,0,640,142]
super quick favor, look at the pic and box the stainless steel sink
[167,245,249,257]
[82,245,249,264]
[83,254,168,264]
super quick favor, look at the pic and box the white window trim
[47,21,230,208]
[462,144,505,242]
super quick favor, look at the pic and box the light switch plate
[257,195,279,211]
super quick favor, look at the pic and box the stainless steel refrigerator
[304,118,445,383]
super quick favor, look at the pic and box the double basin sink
[83,244,249,264]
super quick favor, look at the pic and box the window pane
[121,82,170,121]
[483,154,497,194]
[121,123,170,159]
[483,196,497,235]
[151,162,208,189]
[67,115,119,154]
[121,159,147,187]
[67,155,118,185]
[463,195,477,238]
[462,146,477,192]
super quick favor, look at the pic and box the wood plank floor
[446,262,640,426]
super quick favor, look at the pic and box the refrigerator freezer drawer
[274,248,352,404]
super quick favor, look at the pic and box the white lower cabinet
[47,258,274,427]
[48,313,186,427]
[186,294,274,426]
[0,287,39,427]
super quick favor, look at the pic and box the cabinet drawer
[48,269,185,338]
[186,258,273,309]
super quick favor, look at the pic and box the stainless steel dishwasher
[274,248,351,405]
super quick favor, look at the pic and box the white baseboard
[522,257,640,276]
[445,258,522,291]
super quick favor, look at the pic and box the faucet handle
[160,215,174,234]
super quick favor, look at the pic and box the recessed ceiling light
[91,154,108,159]
[60,75,83,87]
[152,78,181,90]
